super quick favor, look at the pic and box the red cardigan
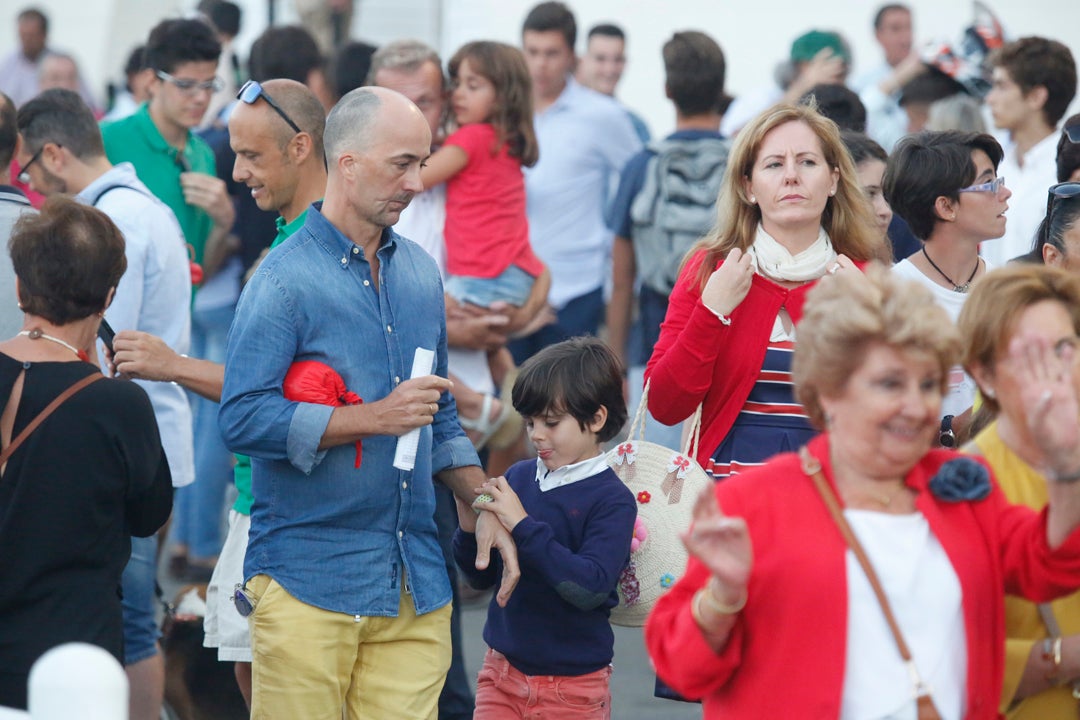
[644,250,865,466]
[645,435,1080,719]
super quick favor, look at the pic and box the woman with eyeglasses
[883,130,1010,447]
[958,263,1080,718]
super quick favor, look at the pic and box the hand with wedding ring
[825,254,858,277]
[370,375,451,437]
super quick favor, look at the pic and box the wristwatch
[939,415,956,448]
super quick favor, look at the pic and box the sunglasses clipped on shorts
[236,80,302,135]
[233,584,255,617]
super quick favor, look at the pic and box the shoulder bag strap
[799,447,942,720]
[1,373,103,468]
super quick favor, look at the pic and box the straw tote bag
[605,380,711,626]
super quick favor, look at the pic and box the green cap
[790,30,850,64]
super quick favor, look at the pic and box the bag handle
[631,379,703,458]
[1,373,103,469]
[799,447,942,720]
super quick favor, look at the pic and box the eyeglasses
[236,80,302,135]
[16,144,53,184]
[958,176,1007,195]
[156,70,224,95]
[1065,123,1080,144]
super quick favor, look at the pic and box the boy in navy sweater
[454,337,636,718]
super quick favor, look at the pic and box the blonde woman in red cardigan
[646,267,1080,719]
[645,103,886,480]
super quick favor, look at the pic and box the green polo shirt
[100,103,216,263]
[231,206,313,515]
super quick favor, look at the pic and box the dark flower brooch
[929,458,991,502]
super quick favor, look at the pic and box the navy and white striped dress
[705,338,815,481]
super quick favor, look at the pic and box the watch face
[940,431,956,448]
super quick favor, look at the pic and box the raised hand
[682,485,753,598]
[701,247,754,319]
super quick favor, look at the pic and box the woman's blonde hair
[958,264,1080,415]
[792,264,961,429]
[690,103,889,290]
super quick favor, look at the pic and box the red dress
[442,123,543,280]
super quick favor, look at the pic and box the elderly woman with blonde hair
[960,263,1080,717]
[647,266,1080,719]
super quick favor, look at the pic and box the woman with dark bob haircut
[647,265,1080,718]
[0,197,172,709]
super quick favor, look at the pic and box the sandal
[460,393,522,451]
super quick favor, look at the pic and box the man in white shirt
[514,1,642,363]
[16,88,193,720]
[576,23,650,142]
[983,37,1077,266]
[854,4,924,151]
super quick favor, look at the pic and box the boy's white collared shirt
[535,454,608,492]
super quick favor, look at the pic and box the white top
[720,85,784,138]
[860,84,908,153]
[526,77,642,309]
[980,131,1059,267]
[892,258,986,418]
[841,509,967,720]
[535,453,608,492]
[77,163,195,488]
[397,184,447,277]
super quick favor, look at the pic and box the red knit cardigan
[644,249,866,466]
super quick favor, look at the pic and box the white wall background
[2,0,1077,135]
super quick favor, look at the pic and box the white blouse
[840,509,967,720]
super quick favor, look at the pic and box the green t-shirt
[100,103,216,263]
[231,207,312,515]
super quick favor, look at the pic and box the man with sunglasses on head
[103,79,328,709]
[16,87,194,720]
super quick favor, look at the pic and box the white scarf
[748,224,837,282]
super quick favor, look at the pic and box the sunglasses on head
[1065,123,1080,144]
[237,80,302,135]
[1044,181,1080,239]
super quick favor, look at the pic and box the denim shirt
[219,202,480,616]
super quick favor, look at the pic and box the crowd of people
[1,1,1080,719]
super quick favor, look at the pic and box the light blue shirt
[77,163,195,488]
[219,203,479,616]
[526,77,642,308]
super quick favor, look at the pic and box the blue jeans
[121,534,161,664]
[171,301,235,559]
[444,266,534,308]
[508,287,604,365]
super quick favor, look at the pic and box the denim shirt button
[386,325,392,333]
[363,280,370,286]
[398,531,403,538]
[352,247,359,254]
[394,376,400,383]
[402,481,408,489]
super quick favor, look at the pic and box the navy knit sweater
[453,459,636,676]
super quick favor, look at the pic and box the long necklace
[19,329,89,362]
[922,247,979,293]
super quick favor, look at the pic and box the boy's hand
[476,475,527,531]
